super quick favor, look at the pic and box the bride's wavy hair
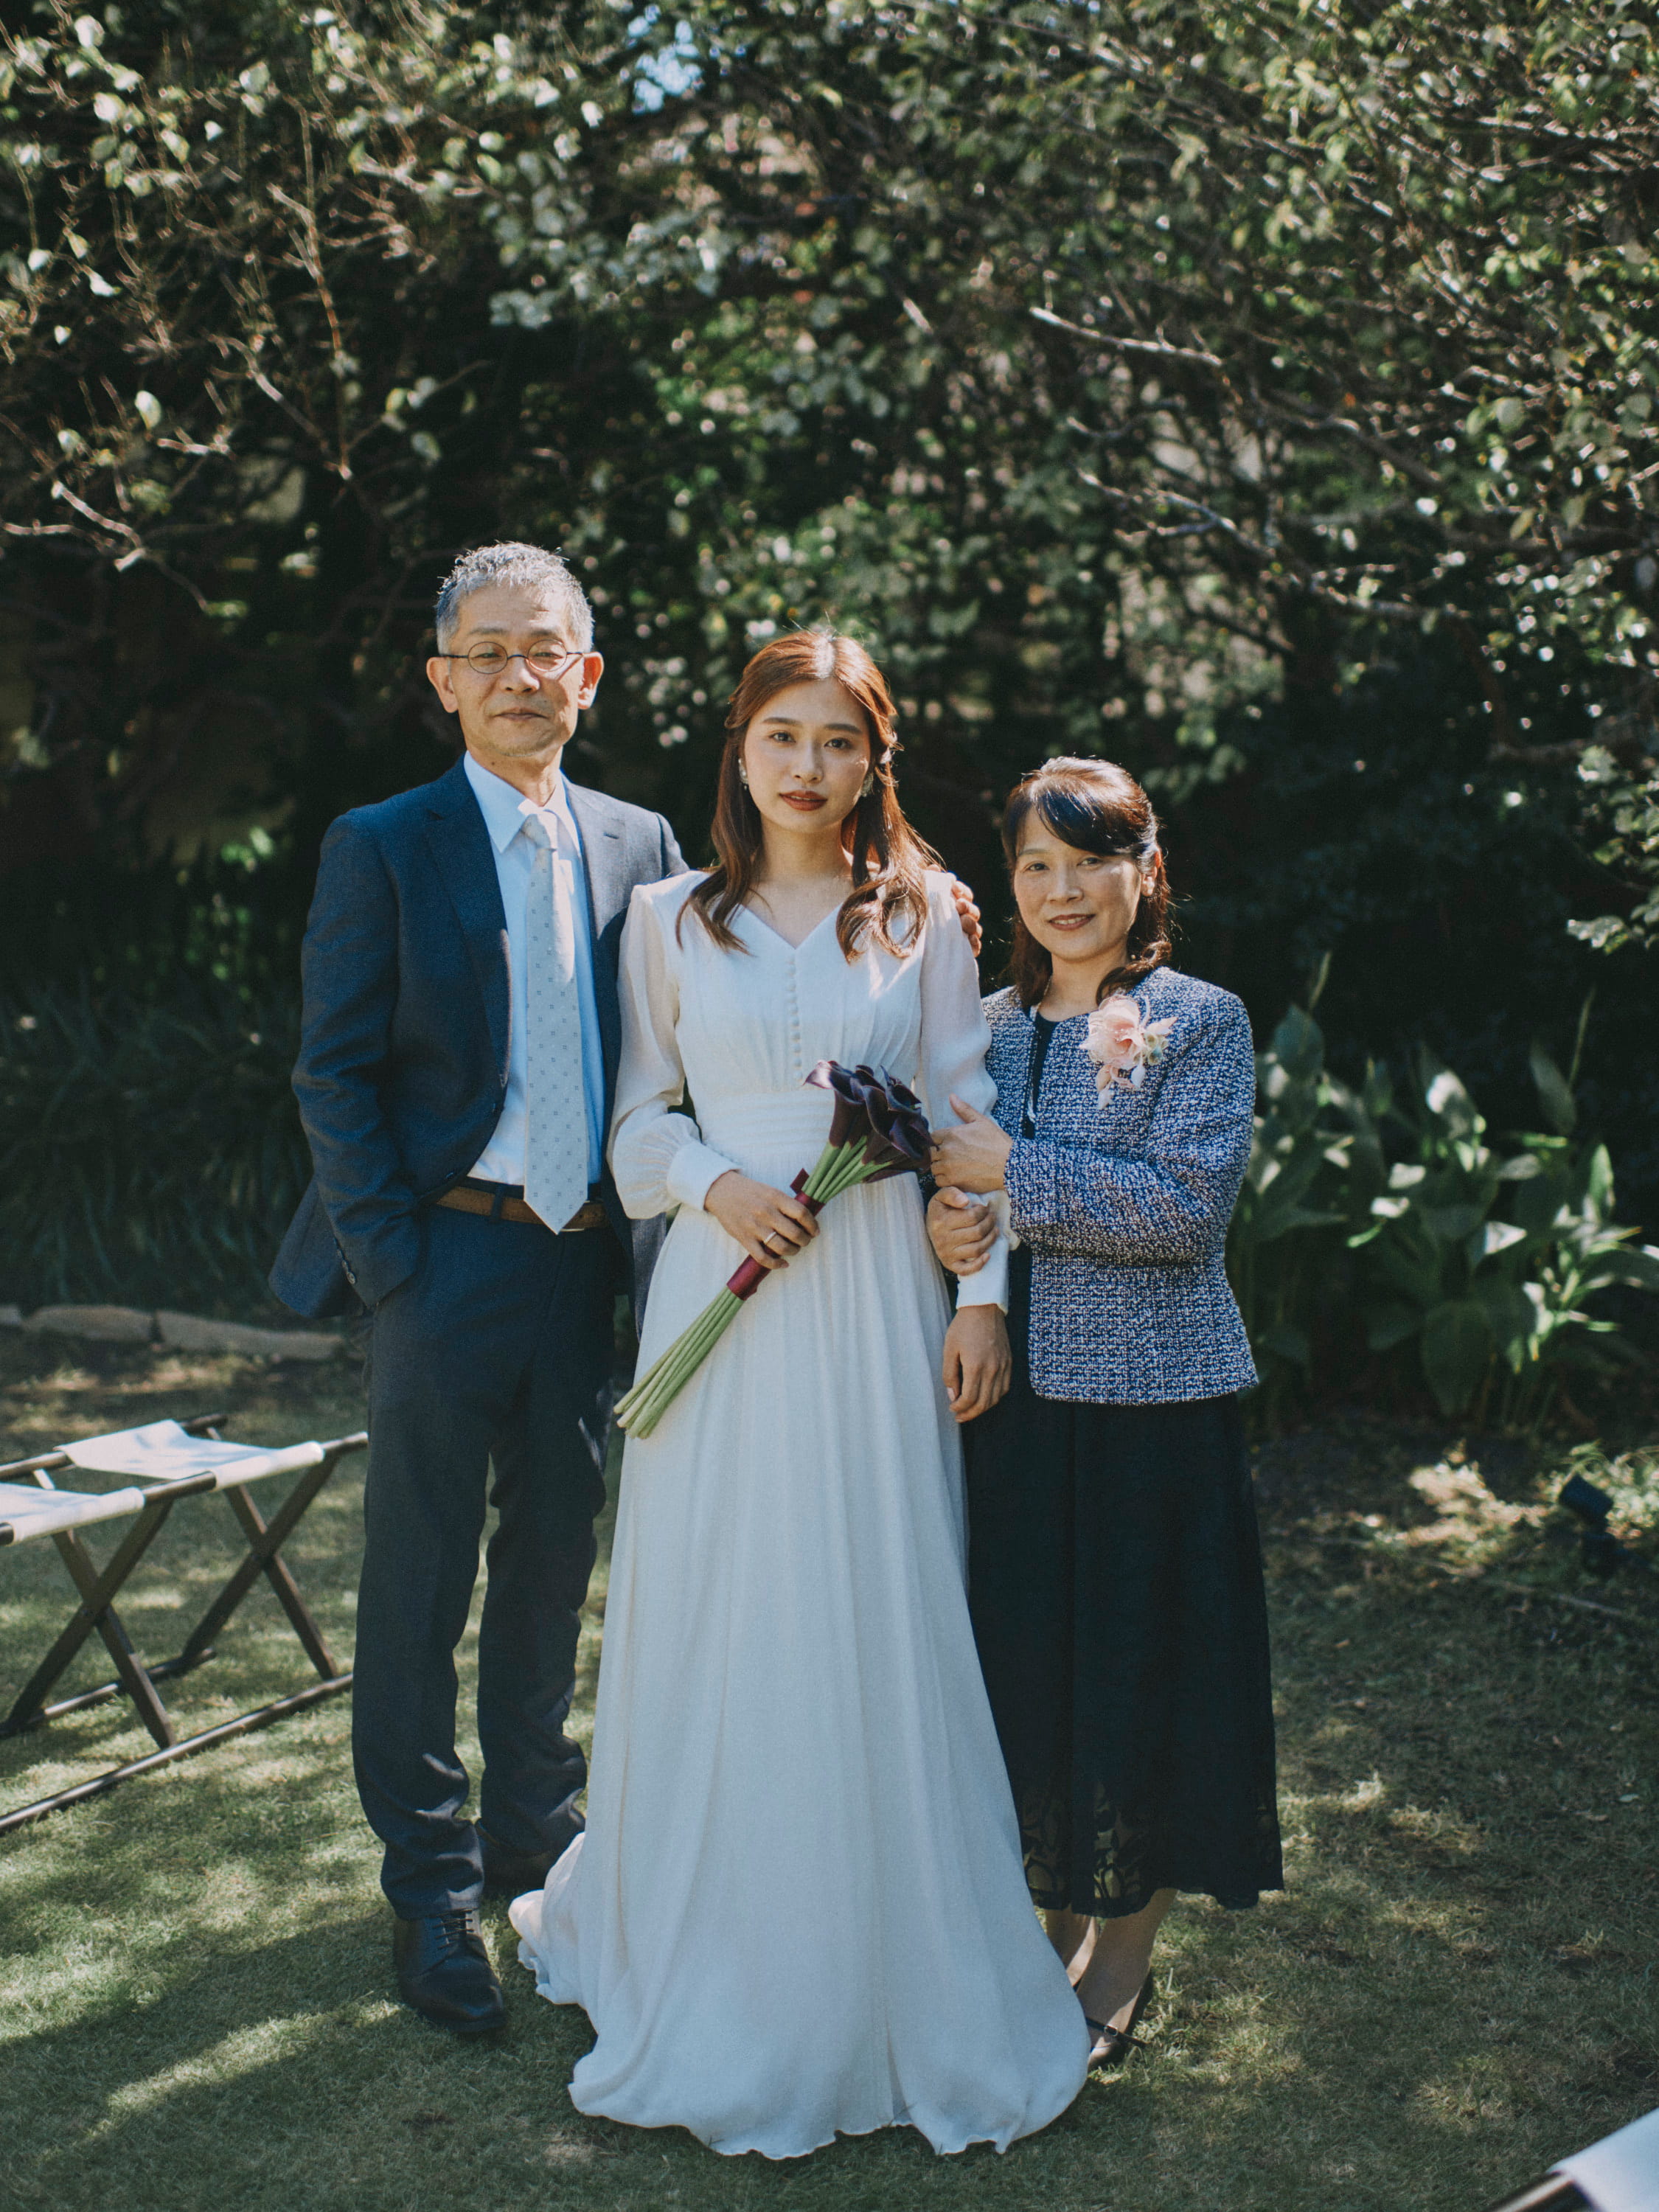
[681,630,939,961]
[1003,757,1172,1009]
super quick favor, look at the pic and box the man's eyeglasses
[439,644,587,679]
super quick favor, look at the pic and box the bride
[510,630,1088,2157]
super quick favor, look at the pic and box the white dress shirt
[463,749,605,1189]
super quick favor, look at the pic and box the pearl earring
[737,761,750,789]
[860,770,875,799]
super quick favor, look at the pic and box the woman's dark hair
[681,629,939,960]
[1001,757,1172,1009]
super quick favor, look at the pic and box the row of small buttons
[785,949,804,1079]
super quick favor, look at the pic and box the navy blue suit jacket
[270,756,685,1320]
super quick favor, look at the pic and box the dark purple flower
[863,1082,897,1147]
[891,1103,932,1160]
[804,1058,872,1150]
[861,1073,931,1180]
[805,1059,930,1180]
[869,1115,930,1179]
[882,1068,925,1116]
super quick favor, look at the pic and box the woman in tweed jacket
[930,757,1281,2070]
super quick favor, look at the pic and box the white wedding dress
[510,870,1088,2158]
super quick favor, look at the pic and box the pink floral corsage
[1082,995,1176,1102]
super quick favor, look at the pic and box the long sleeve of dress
[1004,995,1255,1267]
[608,885,740,1220]
[918,878,1009,1311]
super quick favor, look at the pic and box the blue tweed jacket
[985,967,1258,1405]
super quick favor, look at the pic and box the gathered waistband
[699,1091,836,1159]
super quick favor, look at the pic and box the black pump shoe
[392,1908,505,2034]
[1085,1972,1154,2070]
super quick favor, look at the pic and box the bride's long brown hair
[680,630,939,960]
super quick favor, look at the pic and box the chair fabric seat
[0,1481,147,1545]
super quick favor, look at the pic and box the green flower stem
[801,1141,852,1202]
[617,1296,727,1421]
[812,1144,878,1205]
[616,1288,744,1436]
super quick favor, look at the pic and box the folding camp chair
[0,1415,367,1835]
[1483,2100,1659,2211]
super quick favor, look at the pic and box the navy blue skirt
[964,1250,1284,1919]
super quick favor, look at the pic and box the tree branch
[1031,305,1222,371]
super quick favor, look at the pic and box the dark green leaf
[1365,1304,1421,1352]
[1528,1039,1577,1137]
[1419,1300,1495,1417]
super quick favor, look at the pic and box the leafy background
[2,0,1658,1415]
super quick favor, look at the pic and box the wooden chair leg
[175,1453,343,1681]
[1,1502,182,1747]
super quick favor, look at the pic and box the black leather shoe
[392,1908,504,2034]
[479,1823,579,1900]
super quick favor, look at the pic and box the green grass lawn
[1,1331,1655,2212]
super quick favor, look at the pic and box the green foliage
[1552,1439,1659,1545]
[2,0,1654,858]
[1017,0,1659,758]
[0,980,307,1312]
[1228,998,1659,1425]
[1568,744,1659,953]
[1226,995,1355,1413]
[1348,1049,1659,1422]
[0,0,595,857]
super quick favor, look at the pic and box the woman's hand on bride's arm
[942,1304,1012,1424]
[930,1097,1014,1195]
[928,1187,995,1276]
[703,1170,820,1270]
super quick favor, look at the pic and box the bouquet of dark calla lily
[613,1060,933,1439]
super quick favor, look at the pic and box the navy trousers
[354,1203,619,1916]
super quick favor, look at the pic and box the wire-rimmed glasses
[437,643,588,680]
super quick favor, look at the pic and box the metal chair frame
[0,1413,367,1836]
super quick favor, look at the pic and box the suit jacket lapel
[567,782,633,1114]
[566,782,631,939]
[422,760,510,1083]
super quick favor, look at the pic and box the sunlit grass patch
[2,1340,1656,2212]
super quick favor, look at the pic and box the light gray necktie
[521,812,588,1234]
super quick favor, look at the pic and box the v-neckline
[739,901,841,954]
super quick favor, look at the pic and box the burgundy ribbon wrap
[726,1173,826,1301]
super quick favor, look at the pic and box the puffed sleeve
[608,884,740,1220]
[917,876,1009,1311]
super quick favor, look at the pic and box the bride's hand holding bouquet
[703,1170,819,1272]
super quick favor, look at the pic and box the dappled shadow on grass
[9,1604,1654,2212]
[5,1354,1658,2211]
[0,1330,368,1464]
[1252,1422,1659,2184]
[7,1864,1646,2212]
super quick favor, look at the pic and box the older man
[273,543,686,2032]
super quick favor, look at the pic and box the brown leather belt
[433,1183,608,1232]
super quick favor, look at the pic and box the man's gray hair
[433,542,594,653]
